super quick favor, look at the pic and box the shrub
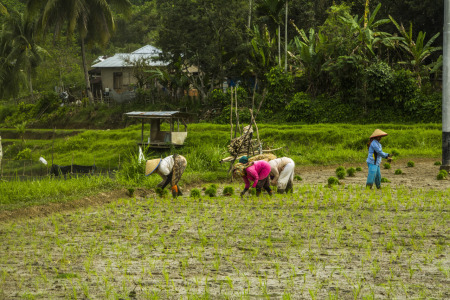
[407,161,415,167]
[336,170,346,179]
[327,177,339,186]
[190,188,201,198]
[346,167,356,177]
[384,163,391,169]
[437,170,448,180]
[381,177,391,183]
[356,167,362,172]
[222,186,234,196]
[394,169,403,175]
[434,161,442,166]
[204,185,217,197]
[15,148,32,160]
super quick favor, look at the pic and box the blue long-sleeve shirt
[366,140,389,166]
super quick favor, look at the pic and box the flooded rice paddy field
[0,159,449,299]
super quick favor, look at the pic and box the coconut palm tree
[27,0,132,103]
[0,6,46,99]
[0,8,46,96]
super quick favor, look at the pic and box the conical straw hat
[370,129,388,138]
[145,158,161,176]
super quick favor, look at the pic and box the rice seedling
[434,161,442,166]
[436,170,447,180]
[222,186,234,196]
[395,169,403,175]
[346,167,356,177]
[407,161,415,167]
[0,178,448,298]
[204,184,217,197]
[384,162,391,169]
[356,167,362,171]
[327,177,340,186]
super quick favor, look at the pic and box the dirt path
[0,158,448,223]
[299,157,449,190]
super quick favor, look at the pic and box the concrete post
[442,0,450,171]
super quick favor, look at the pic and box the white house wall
[101,67,137,93]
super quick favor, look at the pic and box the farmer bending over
[233,157,272,197]
[269,157,295,194]
[146,154,187,198]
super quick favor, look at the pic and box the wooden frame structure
[125,111,191,148]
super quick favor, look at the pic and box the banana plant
[289,25,326,95]
[243,25,278,80]
[339,3,395,60]
[389,16,442,86]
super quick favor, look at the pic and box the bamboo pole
[235,86,240,136]
[230,86,234,141]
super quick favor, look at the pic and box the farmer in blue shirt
[366,129,391,189]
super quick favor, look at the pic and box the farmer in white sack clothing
[145,154,187,198]
[269,157,295,194]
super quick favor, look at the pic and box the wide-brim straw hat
[370,129,388,139]
[145,158,162,176]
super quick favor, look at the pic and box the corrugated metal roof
[125,111,190,118]
[91,45,167,68]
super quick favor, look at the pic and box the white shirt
[157,155,174,176]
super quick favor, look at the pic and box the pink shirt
[243,160,272,189]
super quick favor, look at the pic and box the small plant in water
[222,186,234,196]
[127,187,135,197]
[407,161,415,167]
[294,175,302,181]
[384,163,391,169]
[327,177,339,186]
[346,167,356,177]
[434,161,442,166]
[381,177,390,183]
[356,166,362,172]
[190,188,201,198]
[204,185,217,197]
[336,170,346,179]
[390,149,400,156]
[437,170,448,180]
[394,169,403,175]
[155,187,169,198]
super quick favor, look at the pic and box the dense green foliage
[0,0,443,124]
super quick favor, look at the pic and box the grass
[2,123,442,171]
[0,175,117,210]
[0,184,448,298]
[0,122,444,214]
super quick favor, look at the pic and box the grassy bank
[0,123,442,208]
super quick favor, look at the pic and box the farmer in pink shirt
[233,158,273,197]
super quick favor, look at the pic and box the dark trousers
[256,177,272,193]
